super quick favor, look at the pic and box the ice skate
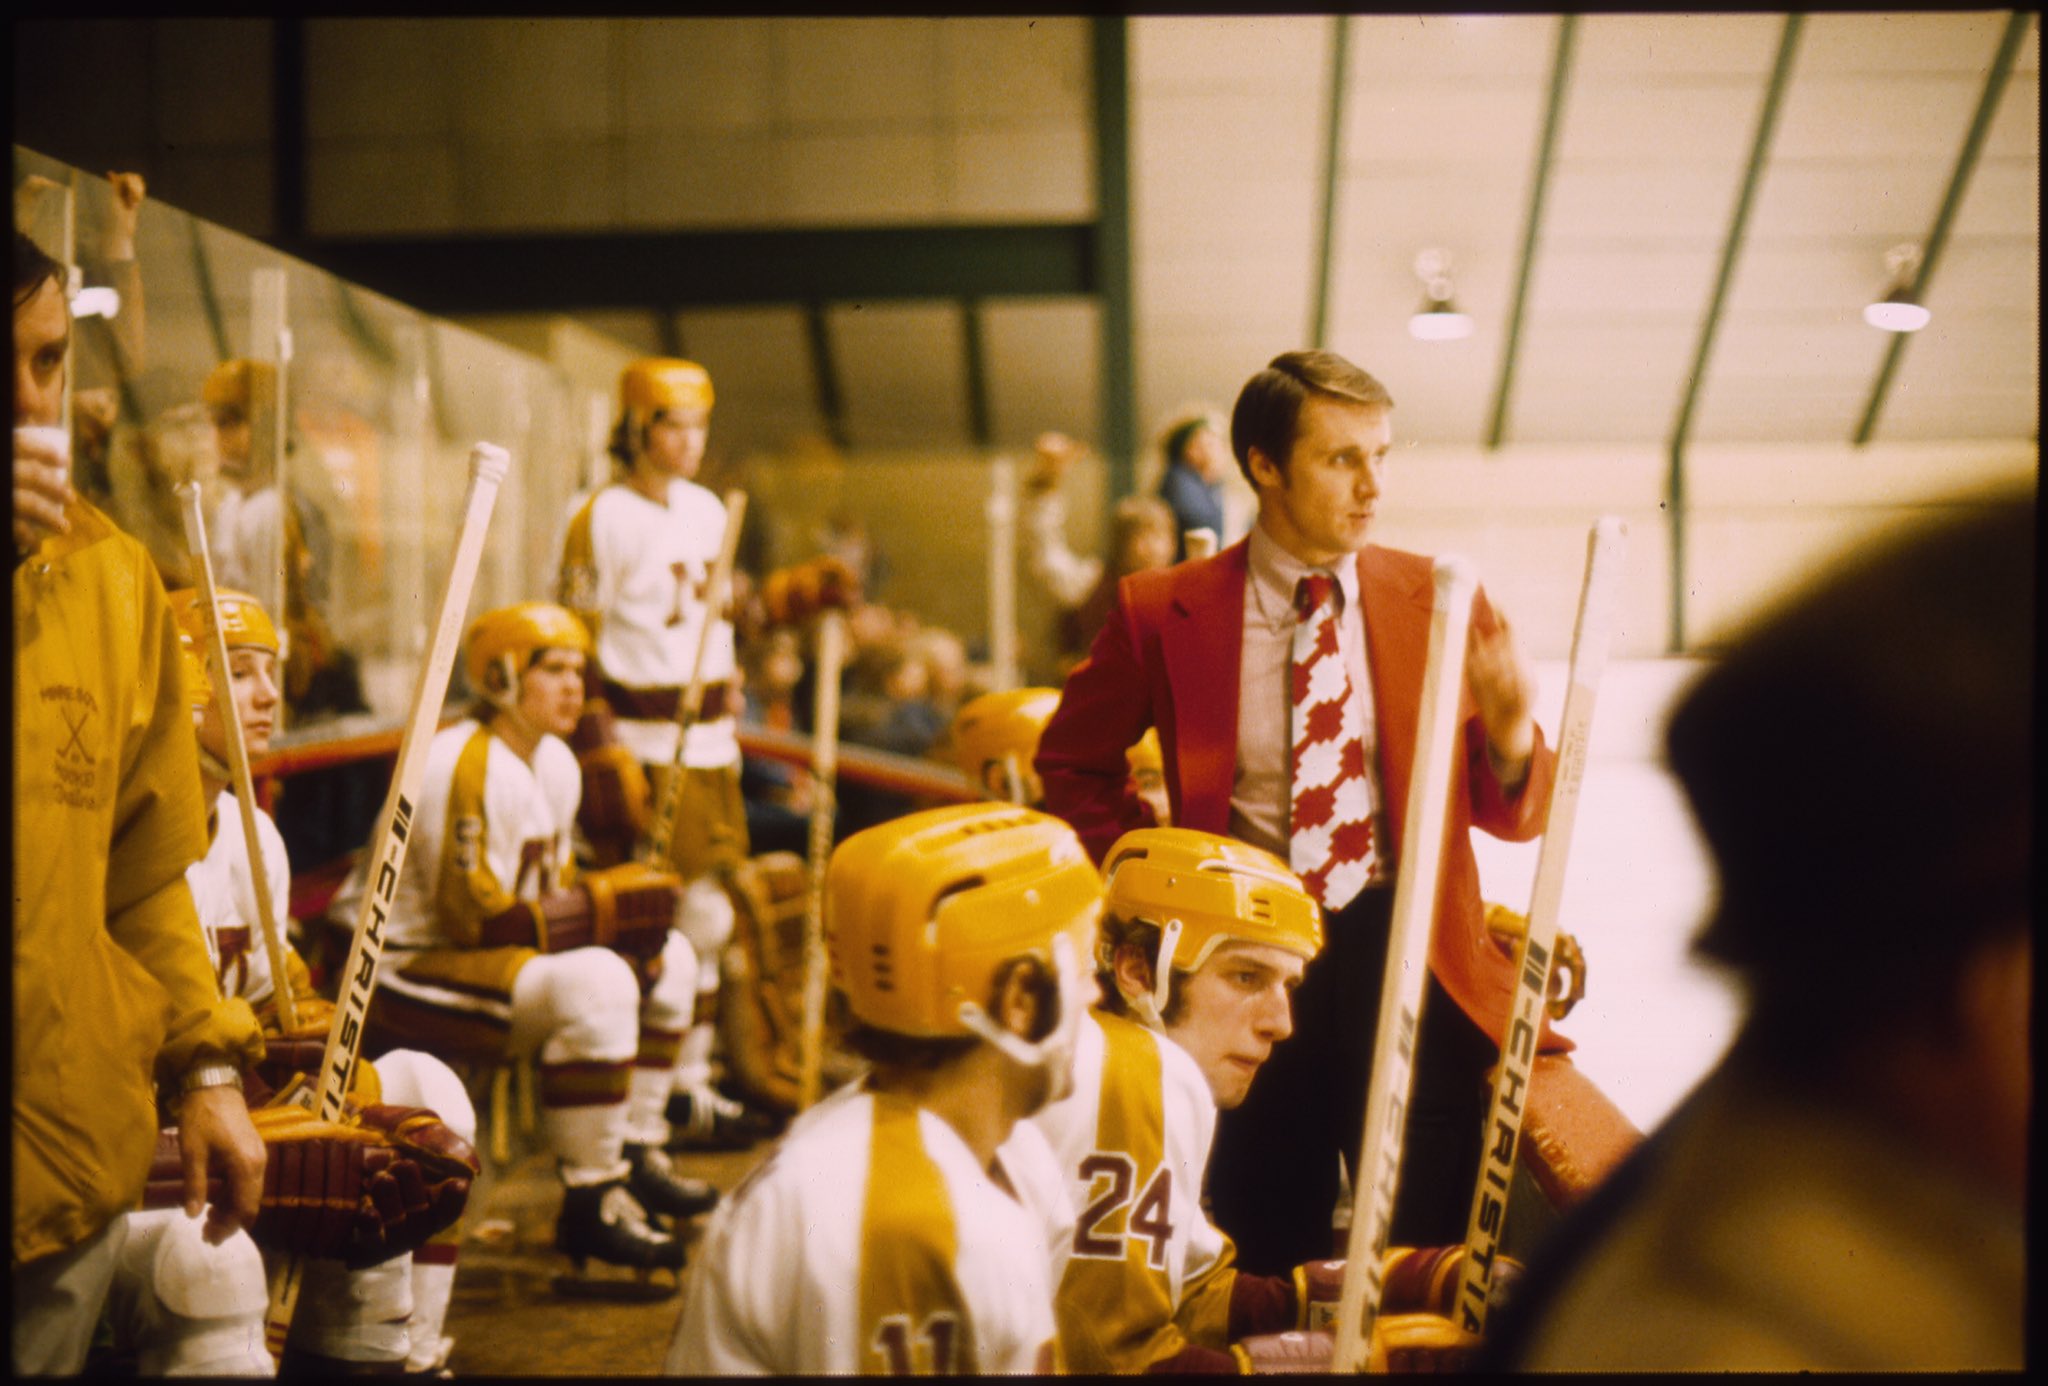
[624,1141,720,1221]
[550,1180,684,1302]
[665,1084,780,1152]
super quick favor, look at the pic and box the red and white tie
[1290,573,1376,911]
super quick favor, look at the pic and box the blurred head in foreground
[1667,489,2033,1201]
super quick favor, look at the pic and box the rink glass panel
[16,145,596,748]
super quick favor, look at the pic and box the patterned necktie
[1290,573,1376,911]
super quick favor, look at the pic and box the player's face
[1165,940,1306,1109]
[209,403,251,477]
[199,646,281,764]
[14,278,69,427]
[641,407,709,481]
[517,647,586,739]
[1249,398,1391,569]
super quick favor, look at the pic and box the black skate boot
[551,1179,684,1301]
[665,1085,782,1152]
[625,1141,720,1220]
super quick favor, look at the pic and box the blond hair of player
[667,803,1103,1374]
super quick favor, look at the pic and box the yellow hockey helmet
[951,687,1062,804]
[168,586,281,656]
[176,640,212,720]
[1101,827,1323,993]
[1125,727,1163,777]
[201,358,275,412]
[464,602,592,698]
[619,357,714,416]
[826,803,1102,1041]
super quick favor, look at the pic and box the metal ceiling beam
[1665,14,1805,654]
[1485,14,1577,450]
[1309,14,1352,350]
[803,301,847,451]
[1852,10,2032,446]
[962,298,992,448]
[281,223,1096,317]
[1093,16,1137,504]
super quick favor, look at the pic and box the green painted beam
[803,300,848,452]
[962,298,993,449]
[1309,14,1352,350]
[1666,14,1804,654]
[282,224,1097,317]
[1852,10,2032,446]
[1485,14,1577,450]
[1093,15,1137,505]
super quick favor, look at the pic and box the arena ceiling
[16,14,2039,467]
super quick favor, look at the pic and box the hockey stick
[1452,517,1627,1336]
[640,489,749,868]
[1183,526,1219,561]
[176,481,300,1034]
[1330,557,1478,1372]
[986,455,1019,691]
[795,608,849,1110]
[260,442,509,1359]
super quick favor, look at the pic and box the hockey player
[109,587,480,1376]
[328,601,716,1287]
[1042,827,1496,1373]
[666,803,1103,1374]
[1030,827,1325,1371]
[950,686,1062,807]
[558,356,776,1152]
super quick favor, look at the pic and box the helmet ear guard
[825,803,1103,1046]
[956,931,1089,1071]
[1100,828,1323,1021]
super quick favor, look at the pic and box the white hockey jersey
[330,720,580,953]
[184,792,293,1007]
[557,480,739,770]
[1029,1007,1240,1371]
[666,1084,1062,1375]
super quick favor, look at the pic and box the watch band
[179,1061,245,1094]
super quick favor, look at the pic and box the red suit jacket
[1037,538,1569,1050]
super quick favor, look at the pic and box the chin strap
[1115,916,1182,1032]
[957,933,1086,1070]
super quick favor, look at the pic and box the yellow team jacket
[13,501,264,1265]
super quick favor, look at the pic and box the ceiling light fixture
[1863,243,1930,333]
[1408,248,1473,342]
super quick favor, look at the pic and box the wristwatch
[179,1061,245,1095]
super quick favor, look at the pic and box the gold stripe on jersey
[1056,1010,1188,1373]
[436,726,516,945]
[859,1094,976,1374]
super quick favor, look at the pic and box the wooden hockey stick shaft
[176,481,299,1033]
[796,608,849,1110]
[641,489,749,867]
[261,442,508,1359]
[1331,557,1478,1372]
[1452,517,1627,1336]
